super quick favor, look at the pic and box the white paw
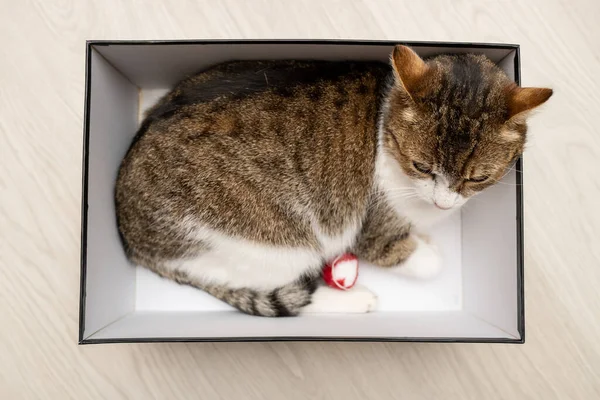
[394,237,442,279]
[301,284,378,314]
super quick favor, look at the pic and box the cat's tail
[162,266,320,317]
[130,250,320,316]
[200,277,319,317]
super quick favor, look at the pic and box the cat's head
[381,45,552,210]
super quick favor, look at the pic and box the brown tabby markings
[353,198,415,267]
[118,61,387,261]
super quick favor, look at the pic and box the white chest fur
[173,216,361,291]
[375,150,457,231]
[311,217,362,262]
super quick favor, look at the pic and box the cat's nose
[434,202,452,210]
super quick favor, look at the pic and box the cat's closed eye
[467,175,489,183]
[412,161,433,175]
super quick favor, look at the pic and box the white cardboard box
[79,40,524,344]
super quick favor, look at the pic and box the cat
[115,45,552,316]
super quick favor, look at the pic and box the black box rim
[79,39,523,344]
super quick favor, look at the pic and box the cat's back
[121,59,389,195]
[138,60,388,139]
[117,59,389,252]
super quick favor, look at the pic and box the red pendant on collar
[322,253,359,290]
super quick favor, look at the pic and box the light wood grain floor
[1,0,599,398]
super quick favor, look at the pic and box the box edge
[513,45,525,343]
[78,40,525,345]
[79,41,93,344]
[84,38,520,49]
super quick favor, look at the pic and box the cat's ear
[506,86,553,120]
[391,45,429,99]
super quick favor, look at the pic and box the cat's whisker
[366,192,420,212]
[490,179,523,186]
[488,166,524,186]
[373,190,416,197]
[382,194,419,202]
[369,189,417,201]
[501,165,523,176]
[372,187,416,195]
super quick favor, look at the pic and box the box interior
[82,42,521,341]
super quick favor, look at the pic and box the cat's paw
[342,284,378,313]
[393,237,442,279]
[301,284,378,313]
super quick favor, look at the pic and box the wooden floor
[2,0,600,398]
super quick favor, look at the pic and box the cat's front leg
[355,229,442,280]
[355,196,443,279]
[390,234,442,279]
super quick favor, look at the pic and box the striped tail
[171,269,320,317]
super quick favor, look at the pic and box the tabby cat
[116,45,552,316]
